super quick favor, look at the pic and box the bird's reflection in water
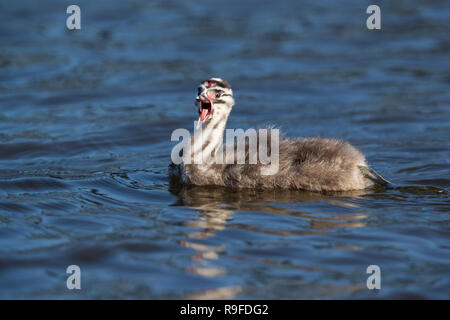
[169,179,374,299]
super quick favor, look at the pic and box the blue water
[0,0,449,299]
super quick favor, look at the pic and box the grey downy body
[170,78,389,192]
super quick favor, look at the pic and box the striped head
[196,78,234,125]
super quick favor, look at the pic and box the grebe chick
[169,78,390,192]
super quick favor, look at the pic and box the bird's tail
[358,166,391,186]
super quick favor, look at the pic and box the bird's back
[216,136,370,191]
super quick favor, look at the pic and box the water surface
[0,0,449,299]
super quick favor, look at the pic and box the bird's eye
[215,92,221,98]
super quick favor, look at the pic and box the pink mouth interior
[198,100,212,122]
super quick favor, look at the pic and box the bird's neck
[191,108,229,165]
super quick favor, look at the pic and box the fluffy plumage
[170,78,389,192]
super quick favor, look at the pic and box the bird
[169,77,390,192]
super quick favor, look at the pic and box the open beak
[196,94,213,127]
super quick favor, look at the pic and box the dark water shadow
[168,179,376,298]
[169,180,373,233]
